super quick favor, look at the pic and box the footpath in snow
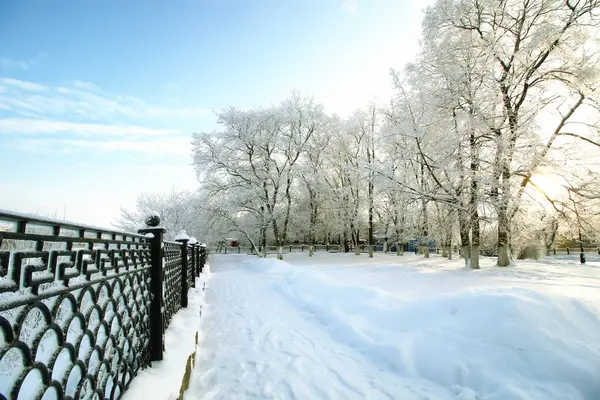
[185,253,600,400]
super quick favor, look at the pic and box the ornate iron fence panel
[162,241,182,329]
[186,246,194,289]
[0,213,152,400]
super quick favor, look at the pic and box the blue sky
[0,0,432,228]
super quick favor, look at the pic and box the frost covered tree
[436,0,600,265]
[114,188,199,240]
[380,0,600,267]
[192,93,329,259]
[188,1,598,264]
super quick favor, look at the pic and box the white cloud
[0,78,45,91]
[73,80,102,92]
[0,71,207,228]
[0,77,211,121]
[0,118,181,136]
[144,107,212,118]
[57,137,191,156]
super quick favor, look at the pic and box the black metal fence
[211,244,413,254]
[0,211,207,400]
[210,244,346,254]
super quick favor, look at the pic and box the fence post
[138,219,166,362]
[196,244,201,276]
[176,230,190,308]
[188,236,198,287]
[189,237,198,288]
[199,244,206,273]
[189,244,196,287]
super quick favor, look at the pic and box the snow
[175,230,190,241]
[122,266,210,400]
[183,253,600,400]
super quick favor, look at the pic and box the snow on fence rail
[0,210,207,400]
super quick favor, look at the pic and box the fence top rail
[0,208,149,239]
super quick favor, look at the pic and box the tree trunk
[367,106,376,259]
[544,220,559,254]
[497,191,511,266]
[395,223,404,256]
[343,229,350,253]
[281,176,293,249]
[368,180,374,259]
[471,244,480,269]
[470,126,480,269]
[497,215,511,266]
[309,193,317,257]
[419,163,429,259]
[272,219,283,260]
[471,208,480,269]
[420,215,428,259]
[351,224,360,255]
[444,213,452,260]
[261,228,267,258]
[458,210,471,267]
[422,244,430,258]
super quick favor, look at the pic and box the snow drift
[240,256,600,399]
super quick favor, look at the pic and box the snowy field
[182,253,600,400]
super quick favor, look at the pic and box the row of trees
[380,0,600,267]
[118,0,600,267]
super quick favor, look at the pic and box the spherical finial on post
[145,211,161,227]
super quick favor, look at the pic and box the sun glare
[527,173,567,203]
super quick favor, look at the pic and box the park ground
[125,252,600,400]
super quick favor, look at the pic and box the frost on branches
[128,0,600,267]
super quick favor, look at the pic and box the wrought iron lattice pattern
[162,242,182,329]
[0,213,152,400]
[187,247,195,289]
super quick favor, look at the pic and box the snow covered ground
[122,268,211,400]
[180,252,599,400]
